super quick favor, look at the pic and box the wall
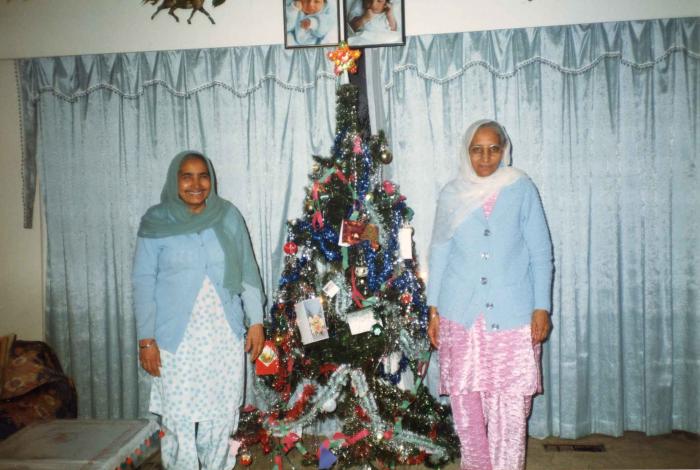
[0,59,43,340]
[0,0,697,59]
[0,0,696,340]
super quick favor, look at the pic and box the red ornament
[283,241,298,255]
[400,292,412,305]
[382,180,396,195]
[239,451,253,466]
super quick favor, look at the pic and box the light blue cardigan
[132,213,264,353]
[426,177,553,331]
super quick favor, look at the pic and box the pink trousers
[451,392,531,470]
[439,317,540,470]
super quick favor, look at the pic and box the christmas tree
[236,48,458,468]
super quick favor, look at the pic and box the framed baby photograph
[343,0,405,48]
[284,0,341,49]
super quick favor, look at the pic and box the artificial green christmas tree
[236,55,458,468]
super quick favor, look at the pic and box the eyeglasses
[469,145,502,157]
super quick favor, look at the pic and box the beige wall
[0,59,44,340]
[0,0,696,340]
[0,0,697,59]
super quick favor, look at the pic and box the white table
[0,419,160,469]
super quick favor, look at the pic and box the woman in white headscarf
[426,120,553,470]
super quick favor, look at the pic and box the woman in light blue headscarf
[426,120,553,470]
[133,151,265,469]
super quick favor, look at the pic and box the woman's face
[177,156,211,213]
[468,126,504,177]
[369,0,387,13]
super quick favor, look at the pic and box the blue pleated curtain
[18,17,699,437]
[18,46,339,418]
[366,17,699,437]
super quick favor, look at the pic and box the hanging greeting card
[359,223,380,250]
[295,298,329,344]
[398,224,413,260]
[338,219,366,246]
[255,340,280,375]
[346,308,382,335]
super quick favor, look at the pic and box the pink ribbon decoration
[311,181,325,229]
[353,135,362,155]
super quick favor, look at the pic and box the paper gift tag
[322,280,340,298]
[398,226,413,259]
[255,340,280,375]
[295,298,329,344]
[346,308,382,335]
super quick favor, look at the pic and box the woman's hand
[427,307,440,349]
[531,309,550,344]
[245,323,265,362]
[139,339,161,377]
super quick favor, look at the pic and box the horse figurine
[145,0,226,25]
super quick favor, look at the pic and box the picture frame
[343,0,405,48]
[284,0,341,49]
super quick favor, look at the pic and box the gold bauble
[378,149,393,164]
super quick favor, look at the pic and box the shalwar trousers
[450,392,532,470]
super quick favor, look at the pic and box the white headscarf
[431,119,526,245]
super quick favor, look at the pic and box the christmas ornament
[321,398,337,412]
[326,42,361,76]
[378,148,393,164]
[355,265,368,278]
[283,241,298,255]
[255,340,280,375]
[239,451,252,466]
[382,180,396,195]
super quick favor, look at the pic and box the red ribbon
[319,363,338,375]
[282,432,300,453]
[312,210,324,230]
[331,428,369,447]
[350,268,366,308]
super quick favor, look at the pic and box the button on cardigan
[427,177,553,331]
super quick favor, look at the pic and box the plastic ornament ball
[275,334,285,345]
[378,148,393,164]
[400,292,412,305]
[382,180,395,195]
[322,398,337,412]
[283,241,298,255]
[239,452,253,466]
